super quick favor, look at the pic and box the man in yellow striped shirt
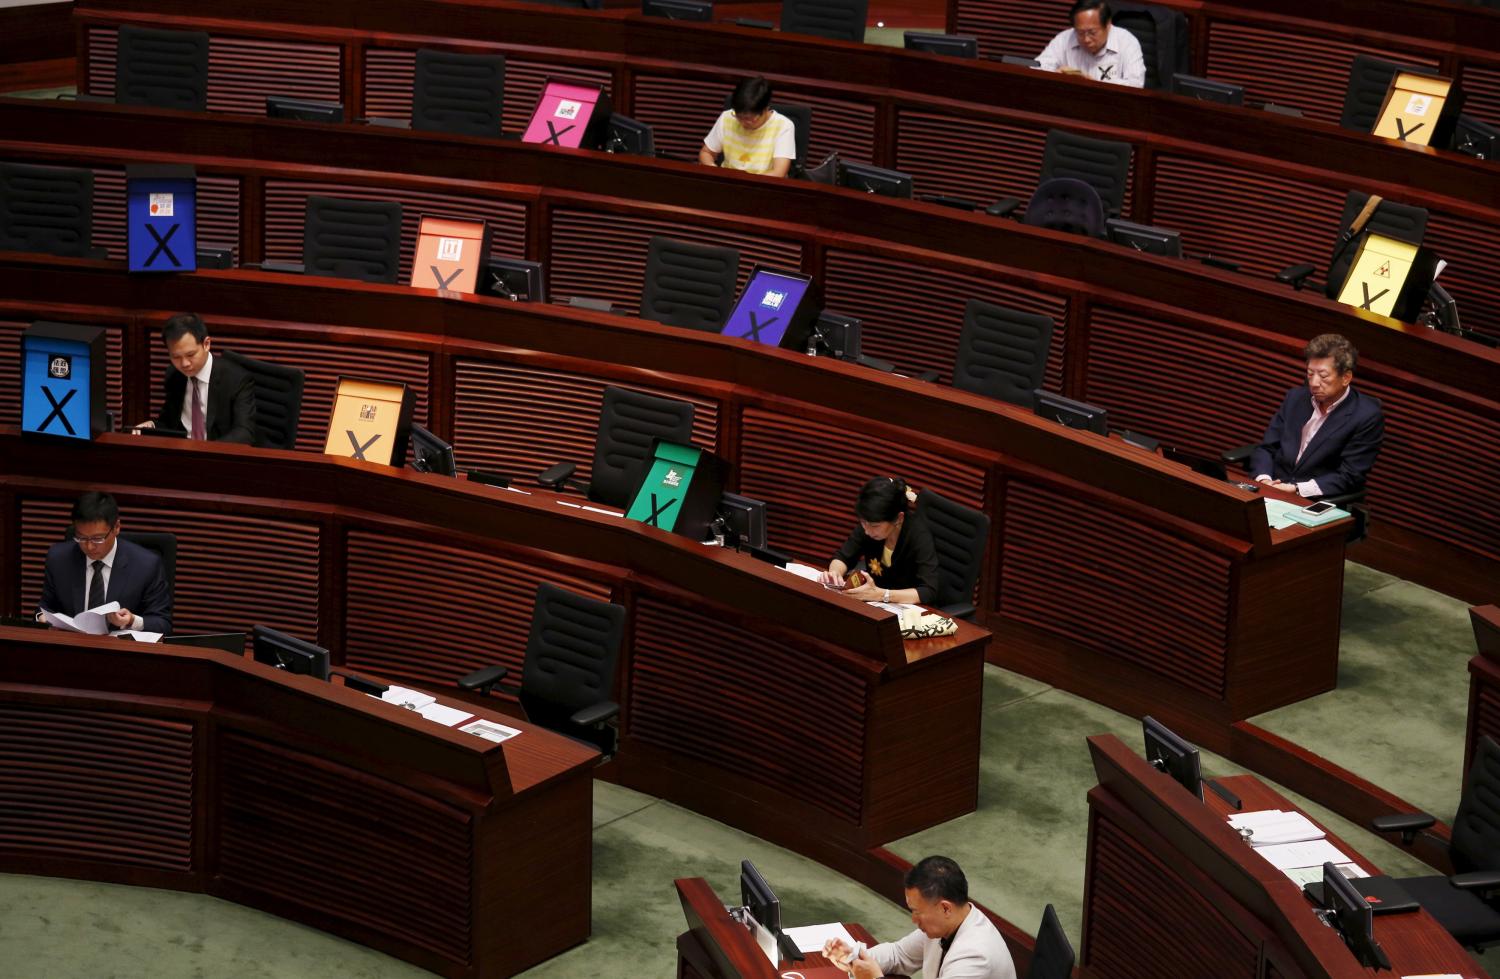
[698,76,797,178]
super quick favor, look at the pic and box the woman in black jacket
[819,476,941,605]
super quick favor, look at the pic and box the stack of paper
[39,602,120,635]
[1228,809,1325,846]
[1255,839,1353,871]
[781,922,858,955]
[381,686,436,710]
[779,562,828,583]
[1283,862,1369,888]
[1229,809,1370,886]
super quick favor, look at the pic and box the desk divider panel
[626,74,737,164]
[451,360,719,477]
[1462,64,1500,123]
[950,0,1058,63]
[0,318,122,427]
[894,110,1050,210]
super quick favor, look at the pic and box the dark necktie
[88,559,105,609]
[190,377,205,440]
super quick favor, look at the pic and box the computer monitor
[1142,716,1203,801]
[1169,74,1244,107]
[1105,219,1184,259]
[265,96,345,123]
[903,32,979,58]
[480,258,548,302]
[251,625,331,680]
[605,114,656,156]
[999,55,1041,68]
[1033,391,1108,435]
[163,632,247,655]
[721,266,821,351]
[1452,113,1499,160]
[409,423,457,477]
[741,860,780,930]
[813,310,862,360]
[718,492,768,550]
[641,0,713,19]
[838,161,914,199]
[1321,862,1389,969]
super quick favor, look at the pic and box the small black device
[745,543,792,566]
[1318,862,1392,969]
[641,0,713,18]
[1451,113,1499,160]
[903,32,979,58]
[1143,715,1203,801]
[164,632,247,655]
[1118,429,1161,451]
[999,55,1041,67]
[409,423,457,477]
[134,426,187,438]
[196,244,234,269]
[605,114,656,156]
[1033,391,1108,435]
[1170,73,1245,106]
[333,671,390,696]
[718,492,768,550]
[837,162,914,199]
[251,625,331,680]
[1106,219,1184,259]
[812,311,862,361]
[265,96,345,123]
[480,258,547,303]
[1235,481,1261,492]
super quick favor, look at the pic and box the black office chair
[115,25,210,112]
[913,490,989,620]
[780,0,867,43]
[718,95,812,177]
[1111,3,1189,90]
[1276,191,1429,296]
[638,236,741,332]
[952,299,1055,407]
[536,386,696,508]
[1021,178,1106,237]
[120,531,178,604]
[411,48,506,138]
[0,161,103,259]
[218,349,305,450]
[301,196,403,284]
[457,582,627,758]
[1340,54,1428,133]
[1369,735,1500,951]
[1026,904,1075,979]
[988,129,1133,221]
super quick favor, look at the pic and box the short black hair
[71,490,120,528]
[905,856,968,905]
[162,312,207,346]
[855,476,910,524]
[1069,0,1112,23]
[730,76,774,115]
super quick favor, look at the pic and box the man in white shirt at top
[824,856,1017,979]
[1035,0,1146,88]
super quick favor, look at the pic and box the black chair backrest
[119,531,178,602]
[412,48,505,138]
[718,95,813,172]
[218,349,306,450]
[1027,904,1076,979]
[953,299,1055,407]
[1024,178,1106,237]
[589,386,696,507]
[1038,129,1132,218]
[519,581,626,728]
[0,161,95,258]
[115,25,209,112]
[913,490,989,611]
[1324,190,1429,299]
[1111,4,1189,90]
[638,236,742,332]
[780,0,868,42]
[302,196,403,284]
[1451,735,1500,874]
[1339,54,1426,133]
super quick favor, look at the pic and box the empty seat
[302,196,404,284]
[537,386,697,508]
[411,48,506,138]
[218,349,306,450]
[952,299,1055,407]
[913,490,990,620]
[0,161,97,258]
[638,236,741,332]
[115,25,210,112]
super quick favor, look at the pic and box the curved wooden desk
[0,626,598,978]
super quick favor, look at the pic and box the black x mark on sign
[346,430,382,460]
[38,386,76,435]
[1359,282,1390,311]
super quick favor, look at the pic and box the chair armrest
[363,116,411,129]
[937,601,976,621]
[1317,490,1367,507]
[728,17,775,28]
[537,462,578,490]
[1451,870,1500,892]
[571,700,620,727]
[986,197,1021,218]
[1220,444,1258,467]
[255,260,306,275]
[1275,262,1316,289]
[854,354,897,373]
[457,664,509,694]
[1371,811,1436,845]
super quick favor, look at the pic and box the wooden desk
[1082,733,1489,979]
[675,877,878,979]
[0,626,597,978]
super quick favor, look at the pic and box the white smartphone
[1302,501,1339,515]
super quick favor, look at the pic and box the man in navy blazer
[38,491,173,634]
[130,313,257,445]
[1249,333,1384,499]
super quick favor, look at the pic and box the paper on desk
[1263,499,1305,531]
[382,686,436,710]
[416,702,473,726]
[460,719,522,743]
[782,922,858,954]
[1228,809,1325,846]
[39,601,121,635]
[1255,839,1352,870]
[115,629,163,643]
[1401,974,1461,978]
[779,562,827,582]
[579,505,621,517]
[870,601,925,614]
[1281,862,1368,888]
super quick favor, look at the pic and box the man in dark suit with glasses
[38,491,173,635]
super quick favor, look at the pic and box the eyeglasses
[73,531,116,545]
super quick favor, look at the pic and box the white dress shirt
[179,351,214,435]
[83,540,145,631]
[869,903,1017,979]
[1036,24,1146,87]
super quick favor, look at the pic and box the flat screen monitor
[642,0,713,19]
[1143,715,1203,801]
[1169,74,1244,106]
[163,632,247,655]
[481,258,548,302]
[903,32,979,58]
[606,114,656,156]
[838,161,914,199]
[719,492,768,550]
[740,860,781,930]
[1452,113,1498,160]
[1105,218,1184,259]
[266,96,345,123]
[1033,390,1108,435]
[251,625,331,680]
[721,267,818,349]
[409,423,457,476]
[814,310,862,360]
[1321,862,1389,969]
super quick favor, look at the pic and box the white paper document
[781,922,858,954]
[382,686,437,710]
[1281,862,1368,888]
[459,719,522,743]
[115,629,163,643]
[416,702,474,726]
[1227,809,1325,846]
[778,562,827,582]
[869,601,925,614]
[579,505,621,517]
[1254,839,1352,870]
[39,601,121,635]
